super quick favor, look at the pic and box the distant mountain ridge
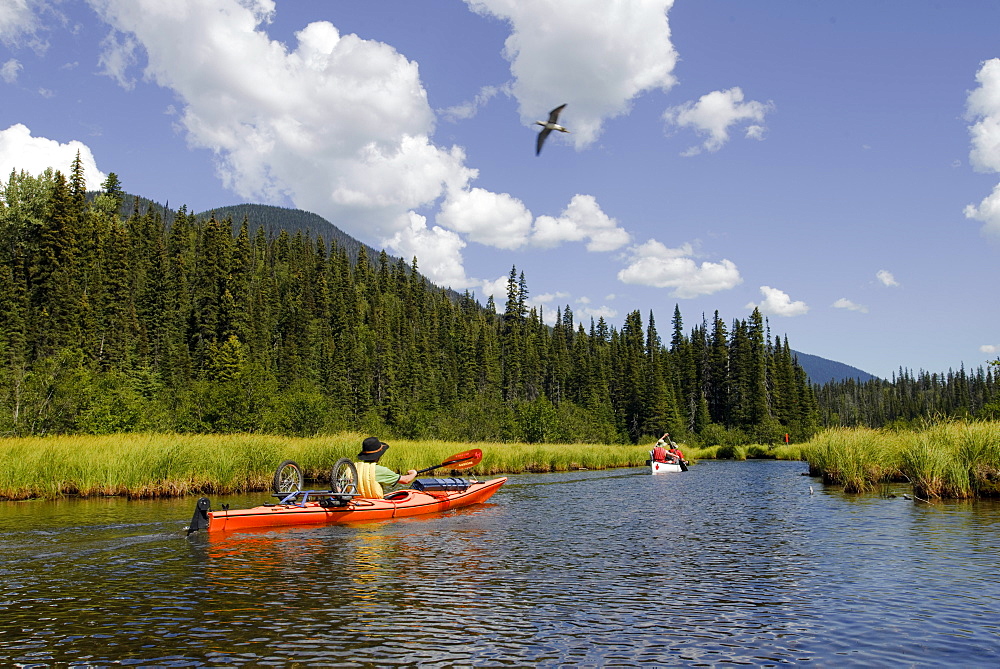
[193,203,391,265]
[791,350,878,384]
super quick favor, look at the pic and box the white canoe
[650,460,683,474]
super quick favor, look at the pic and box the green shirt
[373,464,401,486]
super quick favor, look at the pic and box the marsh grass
[804,427,904,493]
[804,421,1000,499]
[0,433,657,500]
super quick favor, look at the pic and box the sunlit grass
[802,421,1000,499]
[0,433,660,500]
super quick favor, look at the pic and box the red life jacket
[652,446,669,462]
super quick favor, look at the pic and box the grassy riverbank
[803,422,1000,498]
[0,433,656,500]
[689,421,1000,499]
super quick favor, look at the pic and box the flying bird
[535,104,570,155]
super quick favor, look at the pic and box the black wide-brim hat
[358,436,389,462]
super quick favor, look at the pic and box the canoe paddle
[415,448,483,474]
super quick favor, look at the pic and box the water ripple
[1,462,1000,666]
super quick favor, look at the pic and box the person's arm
[397,469,418,485]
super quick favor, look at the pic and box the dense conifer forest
[0,160,994,443]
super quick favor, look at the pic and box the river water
[1,460,999,667]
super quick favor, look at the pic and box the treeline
[815,365,1000,429]
[0,159,820,443]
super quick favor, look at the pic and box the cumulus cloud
[0,123,106,189]
[664,87,773,156]
[436,189,629,253]
[465,0,678,148]
[531,194,630,251]
[964,59,1000,235]
[384,212,473,290]
[832,297,868,313]
[981,344,998,354]
[480,275,510,304]
[617,239,742,298]
[90,0,476,242]
[1,58,22,83]
[746,286,808,317]
[876,269,899,287]
[966,59,1000,173]
[436,187,534,249]
[964,182,1000,236]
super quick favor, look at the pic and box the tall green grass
[0,433,659,500]
[803,421,1000,499]
[803,427,904,493]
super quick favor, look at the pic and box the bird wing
[547,104,567,124]
[536,127,553,155]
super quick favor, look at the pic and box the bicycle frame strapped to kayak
[272,489,359,507]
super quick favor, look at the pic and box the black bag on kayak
[412,477,470,492]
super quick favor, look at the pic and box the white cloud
[436,189,629,253]
[617,239,742,298]
[1,58,22,83]
[746,286,808,317]
[579,304,617,322]
[876,269,899,287]
[384,212,473,290]
[440,84,506,122]
[832,297,868,313]
[530,290,571,325]
[981,344,998,354]
[964,59,1000,235]
[0,0,43,49]
[465,0,678,148]
[532,291,570,305]
[964,182,1000,236]
[966,58,1000,173]
[480,275,510,304]
[97,31,138,90]
[531,194,630,251]
[664,87,773,155]
[0,123,106,189]
[91,0,476,242]
[436,187,534,249]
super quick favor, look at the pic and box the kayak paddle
[416,448,482,474]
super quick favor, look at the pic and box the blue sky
[2,0,999,380]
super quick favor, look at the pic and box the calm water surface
[1,460,999,667]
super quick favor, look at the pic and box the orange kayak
[187,477,506,534]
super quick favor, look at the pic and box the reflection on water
[1,461,999,666]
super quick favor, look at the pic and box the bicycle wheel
[330,458,359,494]
[272,459,304,494]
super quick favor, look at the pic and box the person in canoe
[668,441,686,465]
[652,433,679,464]
[355,436,418,498]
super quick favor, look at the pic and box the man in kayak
[355,437,418,498]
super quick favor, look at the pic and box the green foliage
[815,364,999,429]
[0,166,824,443]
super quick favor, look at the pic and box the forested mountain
[193,203,388,267]
[4,162,992,442]
[791,350,878,384]
[0,161,824,443]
